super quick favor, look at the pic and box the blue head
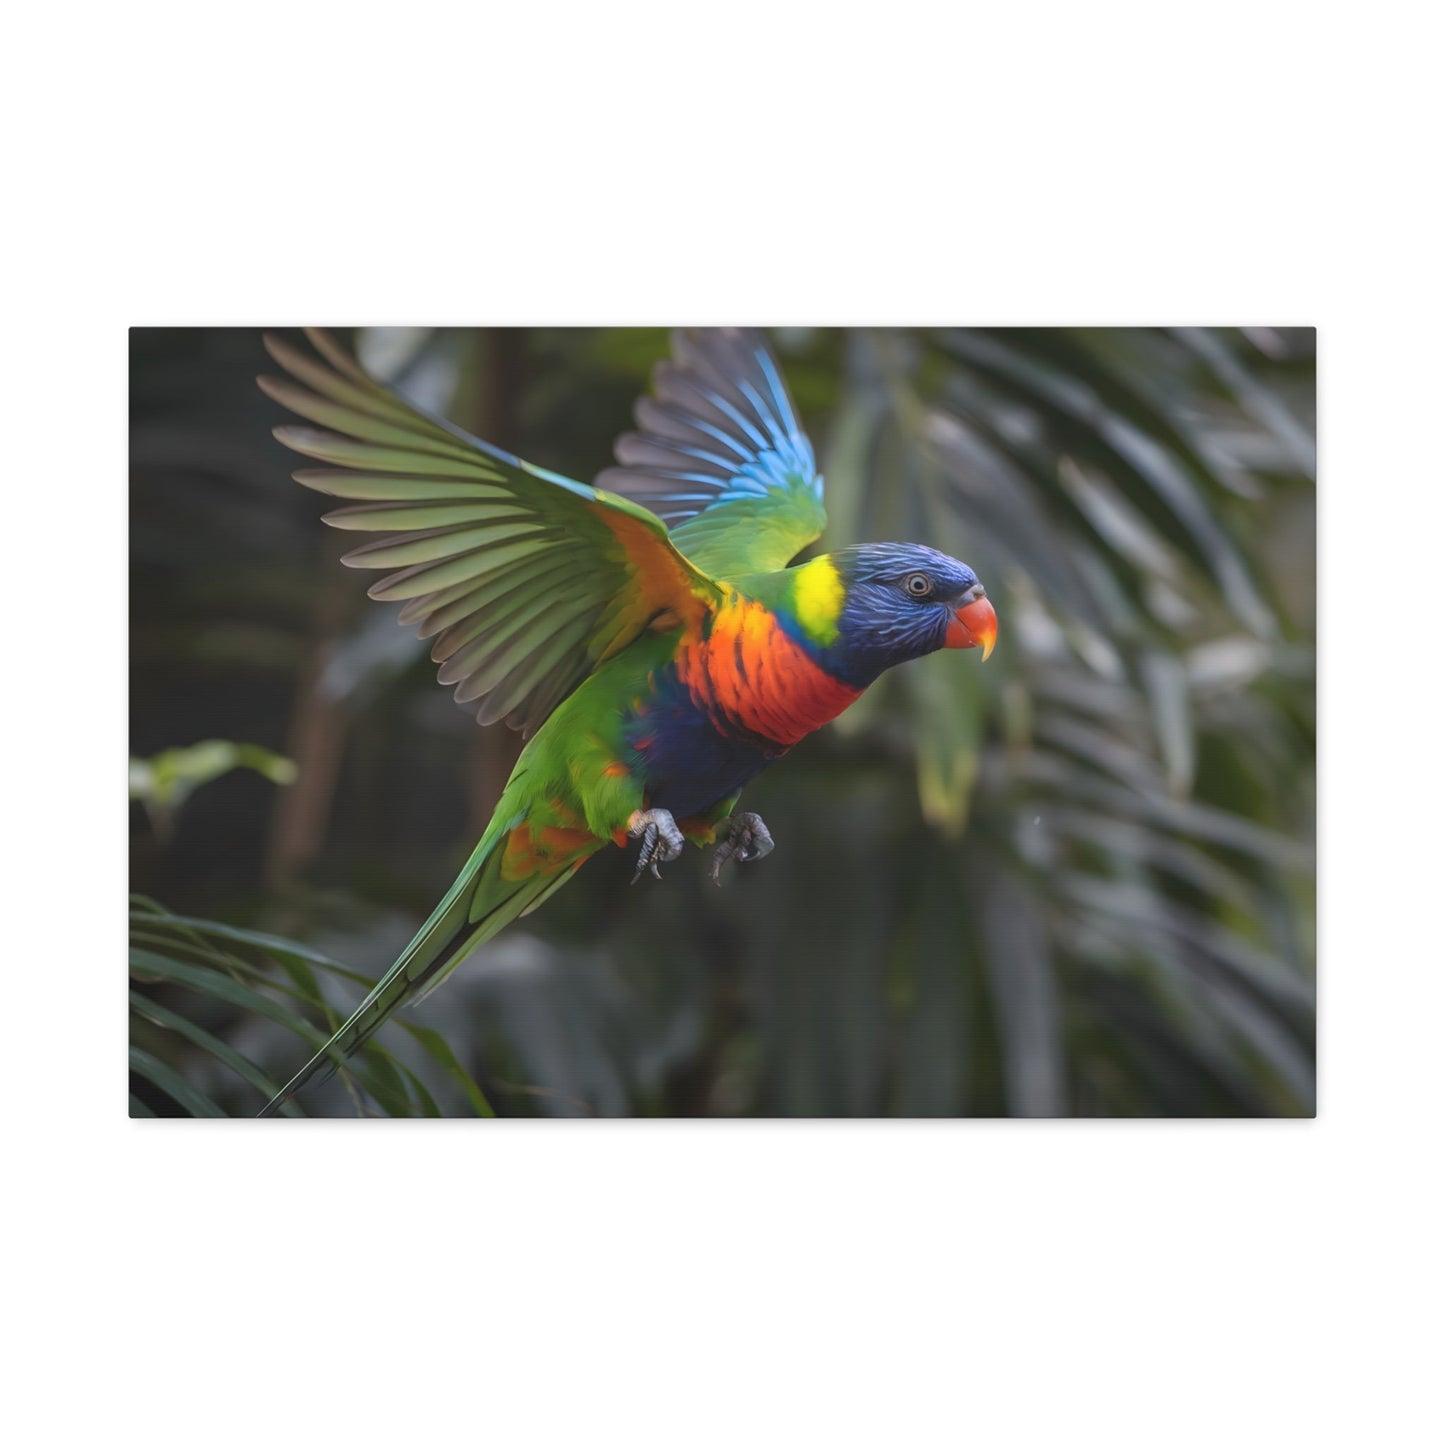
[812,543,997,688]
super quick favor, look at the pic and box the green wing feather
[260,329,723,737]
[595,327,827,578]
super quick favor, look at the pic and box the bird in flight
[256,328,997,1115]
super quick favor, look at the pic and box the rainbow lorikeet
[255,329,997,1116]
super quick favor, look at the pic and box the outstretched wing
[595,328,826,578]
[259,330,722,737]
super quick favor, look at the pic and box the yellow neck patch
[791,556,845,647]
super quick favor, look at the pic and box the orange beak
[945,594,998,659]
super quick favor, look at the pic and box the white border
[8,3,1441,1441]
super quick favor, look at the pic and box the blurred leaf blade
[129,1045,228,1118]
[127,897,492,1119]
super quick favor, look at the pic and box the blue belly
[627,682,784,821]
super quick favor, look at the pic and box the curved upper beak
[945,592,998,659]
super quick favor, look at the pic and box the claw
[628,808,685,883]
[709,812,775,884]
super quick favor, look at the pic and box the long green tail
[257,818,578,1117]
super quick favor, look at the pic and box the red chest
[674,599,860,747]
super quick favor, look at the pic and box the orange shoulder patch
[589,505,715,660]
[502,822,598,881]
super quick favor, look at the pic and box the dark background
[129,326,1316,1117]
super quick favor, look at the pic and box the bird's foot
[628,808,685,883]
[709,812,775,884]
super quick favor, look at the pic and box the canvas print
[129,327,1316,1117]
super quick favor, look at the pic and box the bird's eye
[904,573,934,598]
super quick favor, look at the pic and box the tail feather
[257,818,573,1117]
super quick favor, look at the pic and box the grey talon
[710,812,775,883]
[628,808,685,883]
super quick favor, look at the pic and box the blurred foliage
[130,739,296,843]
[129,896,492,1117]
[129,326,1314,1117]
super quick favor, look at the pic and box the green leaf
[1140,649,1196,797]
[398,1022,496,1118]
[129,949,329,1041]
[905,648,984,835]
[128,946,414,1117]
[129,740,297,840]
[130,991,305,1117]
[140,913,339,969]
[129,1046,227,1118]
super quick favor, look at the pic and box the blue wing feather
[596,328,826,575]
